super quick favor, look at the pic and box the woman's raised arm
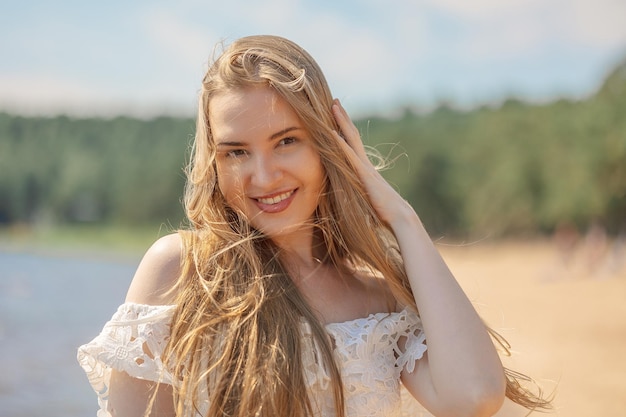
[331,100,506,417]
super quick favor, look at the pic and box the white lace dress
[77,303,429,417]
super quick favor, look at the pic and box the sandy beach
[438,238,626,416]
[3,236,623,416]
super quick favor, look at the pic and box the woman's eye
[278,137,296,146]
[226,149,247,158]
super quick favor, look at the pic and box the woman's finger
[331,100,367,159]
[331,128,363,169]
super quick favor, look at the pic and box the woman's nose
[250,154,282,188]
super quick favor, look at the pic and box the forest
[1,59,624,239]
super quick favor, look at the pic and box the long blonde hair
[163,35,551,416]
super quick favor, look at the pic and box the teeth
[257,191,293,205]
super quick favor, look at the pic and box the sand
[437,238,626,416]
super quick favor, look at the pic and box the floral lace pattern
[78,304,428,417]
[77,303,176,417]
[301,309,427,417]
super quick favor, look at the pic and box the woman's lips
[256,190,294,205]
[253,189,296,213]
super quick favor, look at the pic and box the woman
[78,35,550,417]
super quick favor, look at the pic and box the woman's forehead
[209,86,303,144]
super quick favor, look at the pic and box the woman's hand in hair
[331,99,415,227]
[332,99,506,416]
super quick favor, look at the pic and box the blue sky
[2,0,625,118]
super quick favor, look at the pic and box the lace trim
[301,309,427,416]
[78,304,427,417]
[77,303,176,417]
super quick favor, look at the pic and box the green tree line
[1,60,624,238]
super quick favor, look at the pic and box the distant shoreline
[0,223,169,261]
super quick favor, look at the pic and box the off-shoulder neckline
[323,309,411,329]
[117,302,412,328]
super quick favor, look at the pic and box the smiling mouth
[256,190,295,205]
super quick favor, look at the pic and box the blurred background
[1,1,625,416]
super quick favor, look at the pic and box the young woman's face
[210,86,325,243]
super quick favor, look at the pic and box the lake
[0,248,141,417]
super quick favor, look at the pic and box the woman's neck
[274,228,328,275]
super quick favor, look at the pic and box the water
[0,249,141,417]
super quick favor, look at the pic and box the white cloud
[133,1,421,111]
[424,0,626,52]
[139,7,219,71]
[1,0,624,117]
[426,0,545,19]
[293,11,402,96]
[0,71,192,117]
[567,0,626,49]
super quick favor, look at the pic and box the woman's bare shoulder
[124,233,183,305]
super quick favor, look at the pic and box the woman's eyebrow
[216,140,245,148]
[269,126,302,140]
[216,126,303,148]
